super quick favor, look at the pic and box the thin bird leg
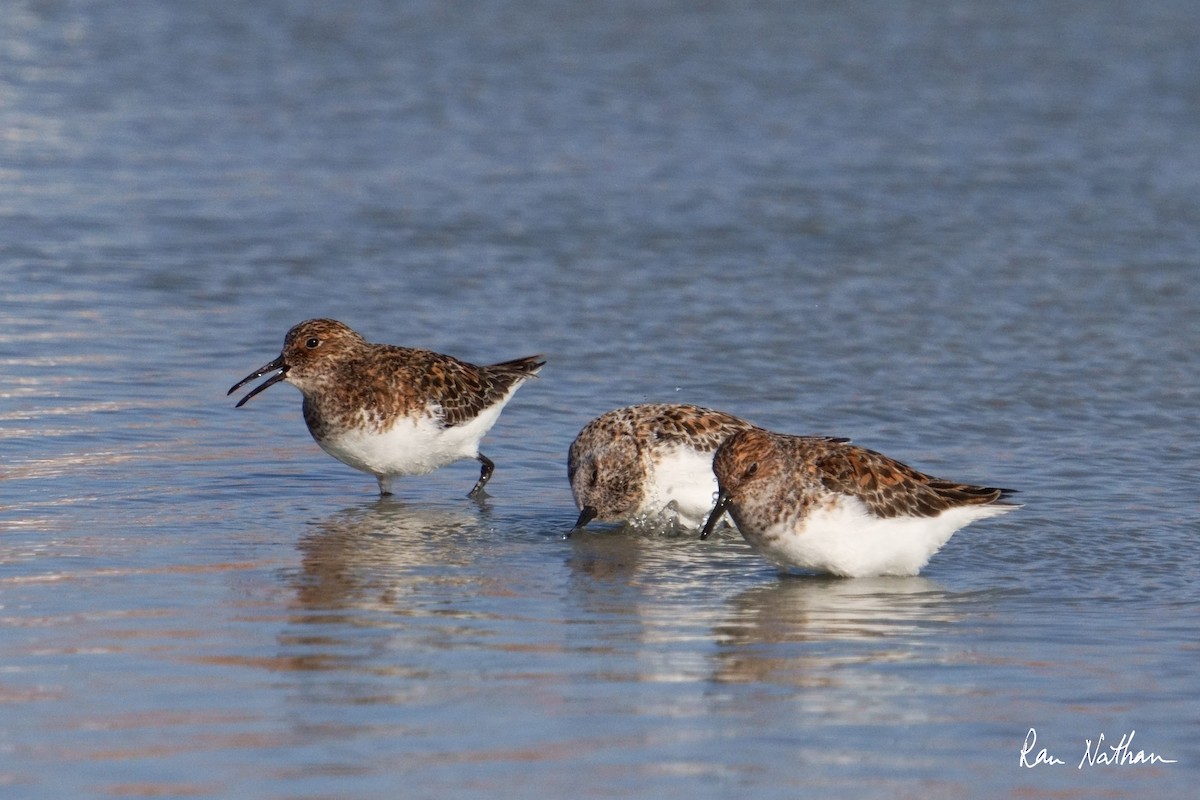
[469,453,495,497]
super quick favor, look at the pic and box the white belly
[741,496,1014,578]
[315,401,506,479]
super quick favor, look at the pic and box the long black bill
[699,491,731,540]
[228,356,288,408]
[563,506,598,539]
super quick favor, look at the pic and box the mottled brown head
[700,427,780,539]
[229,318,368,406]
[567,428,645,528]
[712,428,783,501]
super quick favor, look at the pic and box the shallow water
[2,1,1198,797]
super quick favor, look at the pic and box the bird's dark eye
[590,466,599,486]
[745,462,758,478]
[305,337,320,349]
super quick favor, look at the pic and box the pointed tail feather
[929,481,1021,508]
[489,355,546,377]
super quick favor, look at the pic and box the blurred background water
[1,1,1198,797]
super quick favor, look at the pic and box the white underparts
[739,495,1017,577]
[639,446,722,529]
[313,387,519,483]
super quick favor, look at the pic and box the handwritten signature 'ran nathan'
[1020,728,1177,769]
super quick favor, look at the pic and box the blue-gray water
[2,1,1198,797]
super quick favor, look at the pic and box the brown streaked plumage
[566,403,755,534]
[701,427,1019,577]
[229,318,544,496]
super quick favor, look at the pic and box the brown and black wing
[424,352,544,428]
[806,439,1012,519]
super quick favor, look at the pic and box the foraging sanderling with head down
[701,427,1019,577]
[567,403,755,534]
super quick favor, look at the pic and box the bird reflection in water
[710,577,960,687]
[290,501,485,615]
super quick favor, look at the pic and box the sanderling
[567,403,755,534]
[701,427,1018,577]
[229,318,543,497]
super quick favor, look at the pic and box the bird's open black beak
[699,491,731,540]
[228,356,288,408]
[563,506,598,539]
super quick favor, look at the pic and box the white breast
[639,445,721,529]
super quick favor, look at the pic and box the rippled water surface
[2,1,1198,797]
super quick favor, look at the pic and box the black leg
[469,453,495,497]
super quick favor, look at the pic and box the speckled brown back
[639,403,755,451]
[791,435,1014,518]
[714,427,1015,522]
